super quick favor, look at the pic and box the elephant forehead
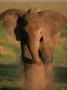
[25,15,44,30]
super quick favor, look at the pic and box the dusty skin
[0,8,67,90]
[16,8,67,65]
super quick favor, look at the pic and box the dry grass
[0,45,16,57]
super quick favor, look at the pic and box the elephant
[0,8,67,64]
[0,8,67,90]
[14,9,67,65]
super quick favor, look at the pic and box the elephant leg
[42,31,60,90]
[42,33,53,63]
[42,23,60,63]
[44,32,60,63]
[42,38,54,90]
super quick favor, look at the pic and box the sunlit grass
[53,27,67,65]
[53,42,67,64]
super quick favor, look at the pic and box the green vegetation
[0,26,67,89]
[0,26,20,64]
[53,27,67,65]
[0,26,21,89]
[54,67,67,90]
[54,42,67,64]
[61,27,67,37]
[0,64,19,88]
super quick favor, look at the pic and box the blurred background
[0,1,67,90]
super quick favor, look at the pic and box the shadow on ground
[0,88,20,90]
[54,66,67,82]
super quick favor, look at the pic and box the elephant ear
[0,9,24,36]
[44,11,67,38]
